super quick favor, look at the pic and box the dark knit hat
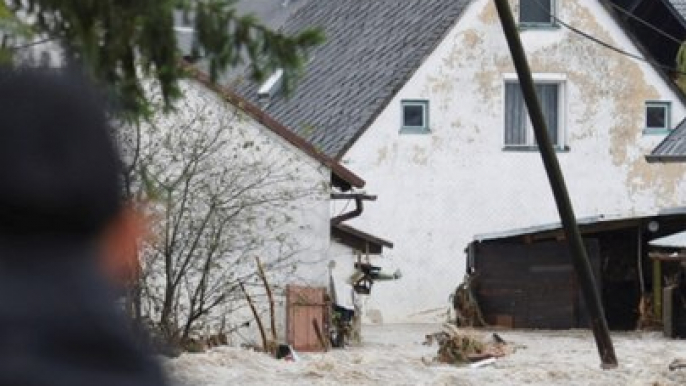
[0,68,122,237]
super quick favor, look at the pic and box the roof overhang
[474,207,686,243]
[182,62,365,191]
[645,154,686,163]
[331,223,393,255]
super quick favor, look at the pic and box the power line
[599,0,683,46]
[527,0,686,75]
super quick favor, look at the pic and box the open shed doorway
[598,228,641,330]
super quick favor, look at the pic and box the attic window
[400,100,429,134]
[520,0,555,27]
[644,101,671,134]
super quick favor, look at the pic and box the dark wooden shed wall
[473,239,601,329]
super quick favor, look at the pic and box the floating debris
[428,324,515,366]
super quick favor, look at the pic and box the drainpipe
[330,193,377,224]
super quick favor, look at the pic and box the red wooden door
[286,285,326,352]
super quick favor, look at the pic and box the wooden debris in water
[429,324,515,366]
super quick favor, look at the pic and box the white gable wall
[134,80,333,338]
[340,0,686,323]
[159,81,333,287]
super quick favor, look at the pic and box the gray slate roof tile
[238,0,470,159]
[649,117,686,160]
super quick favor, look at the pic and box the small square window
[645,101,671,134]
[401,100,429,133]
[520,0,555,27]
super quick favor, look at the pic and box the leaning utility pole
[492,0,618,369]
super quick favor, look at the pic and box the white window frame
[502,73,567,150]
[400,100,430,134]
[644,101,671,134]
[519,0,556,28]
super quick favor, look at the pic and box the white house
[125,66,387,346]
[236,0,686,324]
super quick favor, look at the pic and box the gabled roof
[647,117,686,162]
[238,0,471,159]
[183,63,365,190]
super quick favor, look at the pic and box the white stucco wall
[154,80,333,287]
[339,0,686,323]
[133,80,333,338]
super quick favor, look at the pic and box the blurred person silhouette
[0,68,167,386]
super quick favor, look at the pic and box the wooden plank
[286,285,326,352]
[663,285,675,338]
[475,238,601,329]
[494,314,514,327]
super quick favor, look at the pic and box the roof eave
[332,223,394,252]
[646,154,686,163]
[182,62,366,190]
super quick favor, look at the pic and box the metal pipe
[492,0,618,369]
[331,196,363,225]
[330,193,377,224]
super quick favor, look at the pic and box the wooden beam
[653,259,662,320]
[493,0,617,368]
[649,252,686,261]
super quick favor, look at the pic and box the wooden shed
[468,209,686,330]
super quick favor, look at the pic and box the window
[520,0,555,27]
[504,81,565,149]
[644,101,671,134]
[401,100,429,133]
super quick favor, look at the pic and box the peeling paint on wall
[342,0,686,323]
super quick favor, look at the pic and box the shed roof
[332,223,393,255]
[474,207,686,242]
[647,117,686,162]
[238,0,471,159]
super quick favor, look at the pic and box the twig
[239,281,268,352]
[255,256,278,346]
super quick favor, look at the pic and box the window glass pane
[403,104,425,127]
[646,106,667,129]
[505,83,527,145]
[504,81,560,147]
[520,0,551,24]
[536,84,558,145]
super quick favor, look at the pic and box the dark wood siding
[473,239,600,329]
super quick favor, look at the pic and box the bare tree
[120,83,328,348]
